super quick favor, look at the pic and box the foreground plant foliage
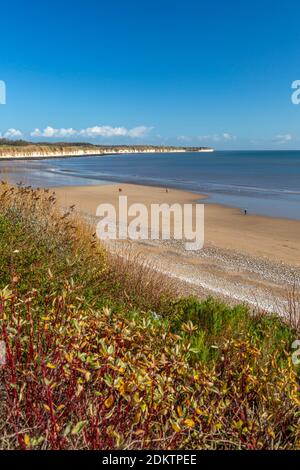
[0,183,299,449]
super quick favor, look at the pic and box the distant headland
[0,139,214,160]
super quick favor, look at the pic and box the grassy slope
[0,183,299,450]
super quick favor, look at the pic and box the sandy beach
[54,183,300,315]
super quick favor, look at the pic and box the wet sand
[54,183,300,314]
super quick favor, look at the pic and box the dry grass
[286,281,300,332]
[106,242,177,312]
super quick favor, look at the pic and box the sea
[1,150,300,220]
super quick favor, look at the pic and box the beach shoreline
[2,149,300,222]
[54,182,300,315]
[54,182,300,266]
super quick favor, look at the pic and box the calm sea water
[1,150,300,220]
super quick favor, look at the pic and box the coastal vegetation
[0,182,299,450]
[0,139,213,158]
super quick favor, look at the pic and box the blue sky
[0,0,300,149]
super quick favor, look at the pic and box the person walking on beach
[244,209,248,215]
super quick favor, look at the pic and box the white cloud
[127,126,152,138]
[79,125,152,138]
[4,128,23,138]
[79,126,128,138]
[222,132,236,141]
[30,125,152,139]
[273,134,292,144]
[178,132,236,143]
[31,126,77,138]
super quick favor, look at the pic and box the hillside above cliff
[0,139,214,158]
